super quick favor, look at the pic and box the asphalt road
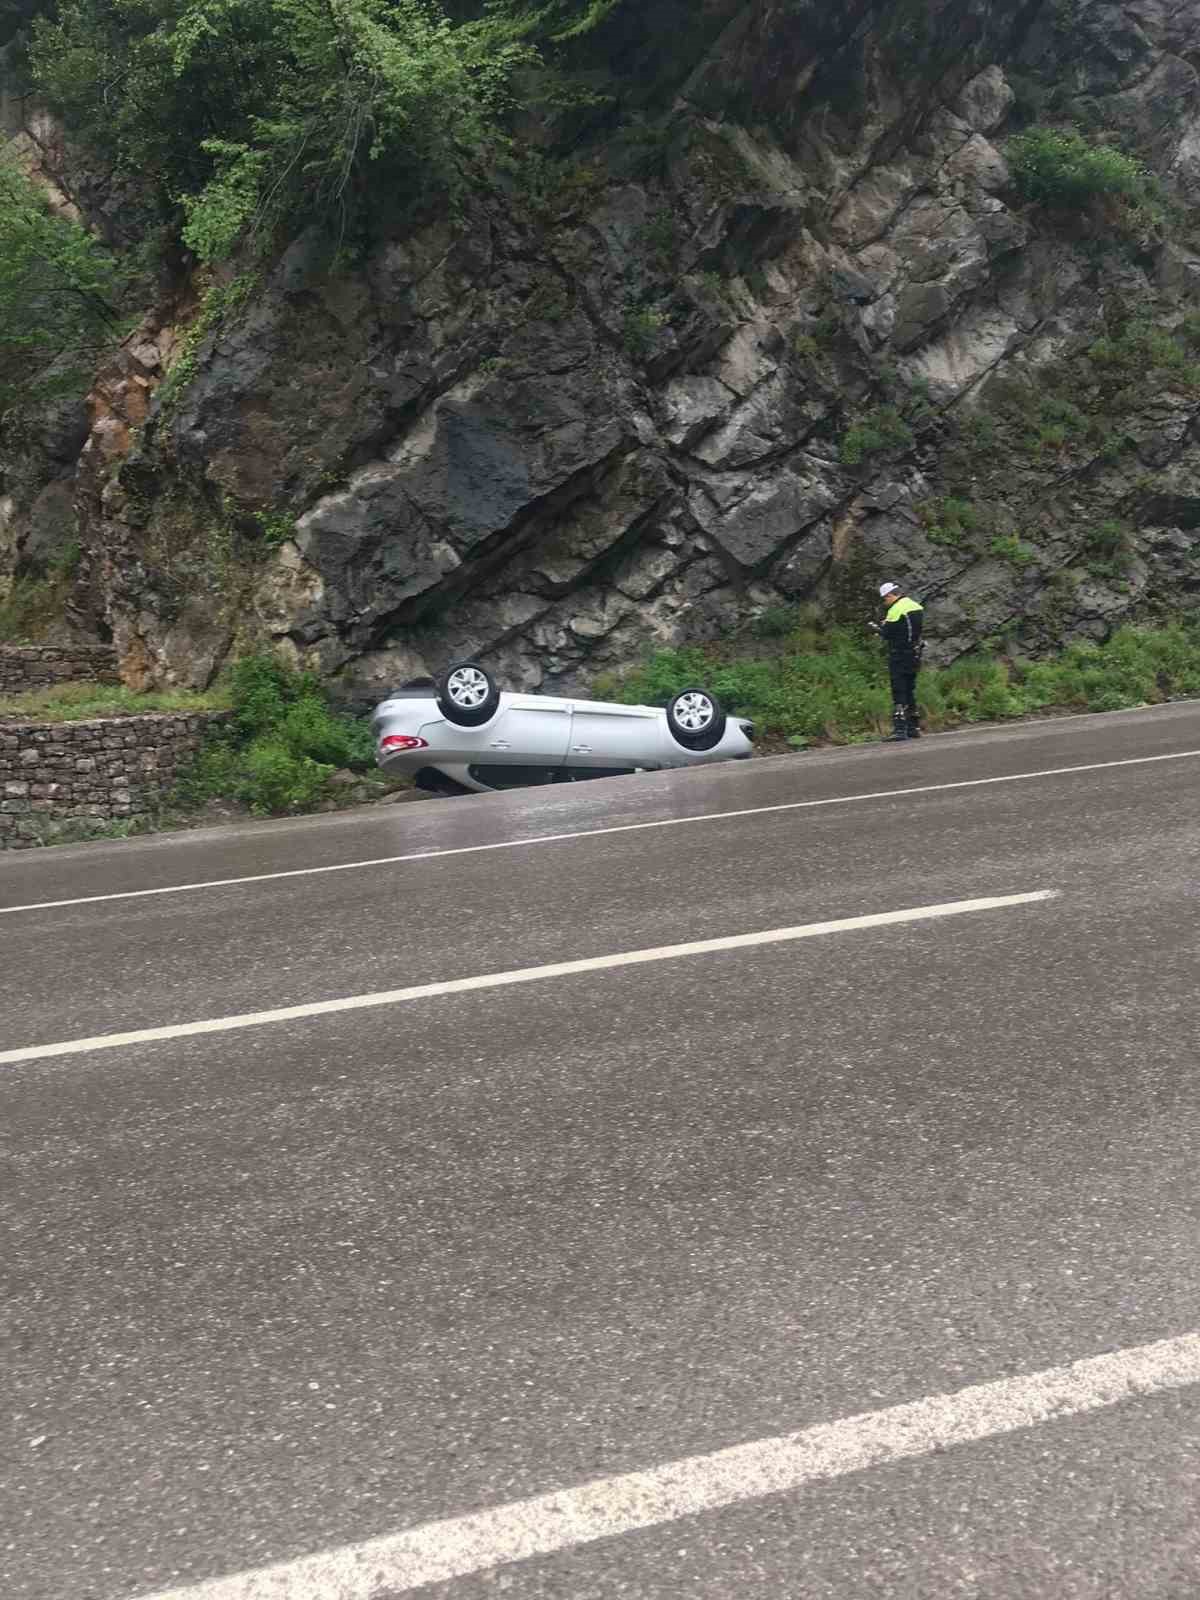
[3,703,1200,1599]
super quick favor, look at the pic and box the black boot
[905,703,921,739]
[884,705,910,742]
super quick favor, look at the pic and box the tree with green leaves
[484,0,626,42]
[27,0,635,263]
[178,0,538,259]
[0,149,120,410]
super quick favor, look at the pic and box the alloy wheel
[446,667,491,709]
[674,691,715,732]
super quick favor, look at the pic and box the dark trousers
[888,657,920,730]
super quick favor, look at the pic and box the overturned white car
[373,662,754,795]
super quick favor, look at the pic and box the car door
[487,694,572,765]
[435,695,572,792]
[418,694,572,764]
[565,701,664,774]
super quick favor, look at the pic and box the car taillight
[380,734,429,752]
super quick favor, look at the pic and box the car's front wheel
[666,687,727,751]
[437,662,501,727]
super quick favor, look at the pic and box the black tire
[666,686,726,751]
[436,661,501,727]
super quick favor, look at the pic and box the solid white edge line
[0,891,1056,1066]
[135,1327,1200,1600]
[1,748,1197,918]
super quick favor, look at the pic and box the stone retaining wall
[0,643,120,694]
[0,711,229,848]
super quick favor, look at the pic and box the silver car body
[372,685,754,794]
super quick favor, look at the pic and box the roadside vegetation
[173,653,395,815]
[5,624,1199,847]
[0,652,402,822]
[595,614,1200,749]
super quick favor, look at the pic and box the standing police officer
[871,580,925,742]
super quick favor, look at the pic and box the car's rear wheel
[437,662,500,727]
[666,687,727,751]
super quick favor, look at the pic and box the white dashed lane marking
[0,892,1056,1066]
[136,1329,1200,1599]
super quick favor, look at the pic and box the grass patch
[22,813,162,849]
[0,681,230,722]
[1022,393,1088,455]
[917,496,984,548]
[944,319,1199,488]
[989,534,1038,567]
[1087,321,1200,392]
[840,405,914,466]
[1016,627,1200,714]
[603,619,1200,746]
[1081,518,1135,581]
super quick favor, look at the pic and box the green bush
[841,406,914,466]
[280,695,375,767]
[1017,627,1200,713]
[238,739,331,815]
[177,651,377,816]
[929,654,1028,721]
[1086,519,1131,560]
[789,331,820,362]
[157,276,257,417]
[918,496,982,548]
[1087,322,1200,389]
[750,604,803,639]
[1008,126,1150,209]
[641,205,681,259]
[989,534,1037,567]
[0,151,121,412]
[1023,393,1088,454]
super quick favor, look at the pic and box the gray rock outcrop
[4,0,1199,699]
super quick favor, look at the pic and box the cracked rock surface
[4,0,1200,698]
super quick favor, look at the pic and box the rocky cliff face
[5,0,1200,701]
